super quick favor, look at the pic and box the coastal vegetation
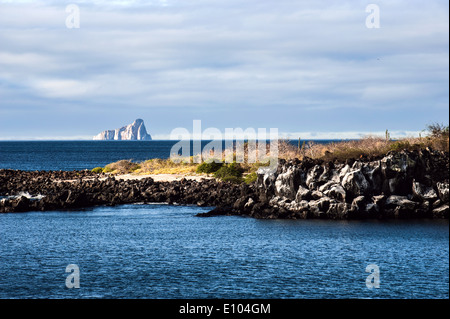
[93,123,449,184]
[212,162,245,184]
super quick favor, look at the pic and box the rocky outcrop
[93,119,152,141]
[0,148,448,220]
[239,148,449,219]
[0,169,248,214]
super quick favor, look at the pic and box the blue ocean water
[0,141,448,299]
[0,141,180,171]
[0,140,336,171]
[0,205,448,299]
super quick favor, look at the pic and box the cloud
[146,130,426,141]
[0,0,448,139]
[278,130,424,140]
[29,78,98,98]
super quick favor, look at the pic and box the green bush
[91,167,104,173]
[389,141,412,152]
[102,166,114,173]
[243,172,258,184]
[196,161,223,174]
[214,162,244,180]
[221,175,244,184]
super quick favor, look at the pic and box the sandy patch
[114,173,214,182]
[61,173,214,183]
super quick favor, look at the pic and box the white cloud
[148,130,425,140]
[0,0,448,138]
[0,130,423,141]
[30,78,98,98]
[278,130,424,140]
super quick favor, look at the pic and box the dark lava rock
[0,149,448,220]
[196,206,232,217]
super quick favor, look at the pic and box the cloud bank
[0,0,448,139]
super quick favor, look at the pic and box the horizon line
[0,130,424,141]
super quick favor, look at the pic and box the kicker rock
[93,119,152,141]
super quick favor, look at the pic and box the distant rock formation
[93,119,152,141]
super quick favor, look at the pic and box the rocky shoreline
[0,169,248,214]
[0,148,448,219]
[246,148,449,219]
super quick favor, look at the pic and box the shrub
[91,167,103,174]
[244,172,257,184]
[214,162,244,181]
[196,161,223,174]
[389,140,412,152]
[427,123,449,138]
[102,166,114,173]
[221,175,244,184]
[426,123,449,152]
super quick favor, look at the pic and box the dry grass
[98,125,448,176]
[102,158,198,175]
[135,158,198,175]
[103,160,140,174]
[276,133,449,162]
[311,137,392,161]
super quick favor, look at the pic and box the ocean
[0,141,448,299]
[0,140,336,171]
[0,140,184,171]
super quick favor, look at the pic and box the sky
[0,0,448,140]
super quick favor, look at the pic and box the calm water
[0,141,448,299]
[0,141,180,171]
[0,140,336,171]
[0,204,448,299]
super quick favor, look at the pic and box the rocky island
[93,119,152,141]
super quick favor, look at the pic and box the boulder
[385,195,417,210]
[350,196,367,213]
[274,165,302,200]
[365,202,380,216]
[385,195,418,218]
[311,190,324,200]
[256,166,277,201]
[412,180,438,201]
[11,196,30,212]
[318,181,338,193]
[325,184,346,202]
[432,205,449,218]
[306,165,323,190]
[244,197,255,210]
[196,206,231,217]
[326,202,349,219]
[372,195,386,209]
[412,181,438,201]
[381,151,416,195]
[295,185,312,202]
[309,197,331,217]
[436,182,449,203]
[381,151,416,178]
[361,161,383,193]
[341,169,370,199]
